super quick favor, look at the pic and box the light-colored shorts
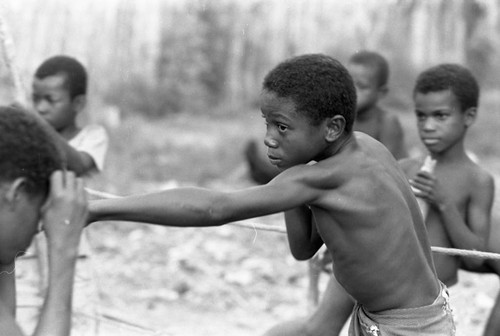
[349,282,455,335]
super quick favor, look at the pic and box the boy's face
[32,74,78,132]
[260,90,328,169]
[348,63,384,115]
[0,181,44,265]
[414,89,471,154]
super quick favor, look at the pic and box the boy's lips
[422,138,440,145]
[267,155,281,165]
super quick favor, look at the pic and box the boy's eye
[278,124,288,132]
[435,113,447,120]
[416,113,426,122]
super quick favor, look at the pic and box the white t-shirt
[69,124,109,172]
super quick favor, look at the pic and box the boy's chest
[433,168,472,209]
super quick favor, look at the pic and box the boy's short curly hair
[414,63,479,111]
[34,55,87,99]
[0,106,62,196]
[349,50,389,87]
[263,54,357,132]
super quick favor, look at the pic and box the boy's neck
[323,132,355,159]
[429,138,468,164]
[59,124,80,141]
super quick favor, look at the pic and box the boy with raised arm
[31,55,108,176]
[17,55,108,334]
[89,54,454,335]
[399,63,498,336]
[0,106,87,336]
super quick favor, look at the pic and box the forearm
[0,263,16,317]
[438,203,486,251]
[25,110,90,175]
[89,188,231,227]
[33,252,78,336]
[284,206,322,260]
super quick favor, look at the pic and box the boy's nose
[264,135,278,148]
[422,118,436,131]
[34,100,49,114]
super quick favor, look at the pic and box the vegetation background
[1,0,500,335]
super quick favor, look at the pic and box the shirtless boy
[400,63,498,336]
[88,54,453,335]
[263,51,411,336]
[347,50,407,159]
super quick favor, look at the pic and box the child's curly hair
[0,106,62,196]
[414,63,479,111]
[263,54,357,132]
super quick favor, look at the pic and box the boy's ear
[377,84,388,99]
[4,178,27,206]
[72,95,87,112]
[464,107,477,127]
[325,115,346,142]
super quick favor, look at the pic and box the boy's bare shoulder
[465,158,495,189]
[276,160,344,190]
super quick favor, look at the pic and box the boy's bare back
[278,131,439,312]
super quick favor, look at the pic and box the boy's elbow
[290,247,316,261]
[292,253,311,261]
[203,194,234,226]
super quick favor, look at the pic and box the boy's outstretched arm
[284,206,323,260]
[89,188,236,227]
[89,187,283,227]
[89,166,320,228]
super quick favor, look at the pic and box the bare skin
[0,171,87,336]
[89,90,440,316]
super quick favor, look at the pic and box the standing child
[0,106,87,336]
[347,50,407,159]
[399,63,498,336]
[88,54,454,335]
[16,55,108,335]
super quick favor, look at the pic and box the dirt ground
[90,270,499,336]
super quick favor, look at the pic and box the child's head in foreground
[347,50,389,114]
[260,54,356,168]
[0,106,61,264]
[32,55,88,132]
[413,63,479,154]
